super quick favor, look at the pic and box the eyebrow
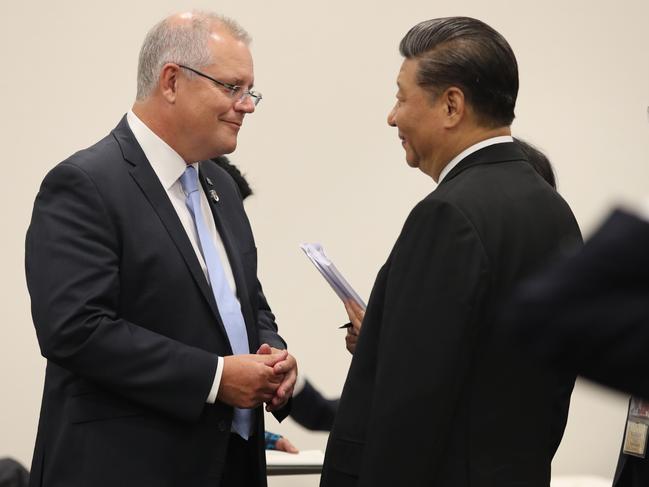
[233,78,254,90]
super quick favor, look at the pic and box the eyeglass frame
[176,64,262,107]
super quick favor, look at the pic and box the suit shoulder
[48,132,122,179]
[403,195,482,245]
[412,191,475,226]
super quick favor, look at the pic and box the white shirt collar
[126,110,197,189]
[437,135,514,183]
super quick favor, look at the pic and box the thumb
[257,343,272,355]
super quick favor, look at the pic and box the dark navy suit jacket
[25,116,288,487]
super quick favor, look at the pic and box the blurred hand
[257,343,298,412]
[344,300,365,354]
[275,436,299,454]
[217,351,287,409]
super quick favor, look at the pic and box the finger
[343,300,356,323]
[272,353,294,374]
[260,392,275,403]
[258,383,275,395]
[266,399,284,412]
[345,334,357,347]
[277,438,299,454]
[346,299,361,318]
[349,299,364,316]
[346,326,358,337]
[269,395,288,410]
[346,335,356,354]
[268,373,284,384]
[346,305,363,330]
[276,369,297,398]
[257,343,272,355]
[258,351,287,367]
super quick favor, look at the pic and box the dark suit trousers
[220,434,261,487]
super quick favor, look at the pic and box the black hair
[515,138,556,189]
[400,17,518,127]
[211,156,253,200]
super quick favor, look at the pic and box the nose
[387,104,397,127]
[235,95,256,114]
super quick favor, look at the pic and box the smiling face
[174,29,256,161]
[387,58,449,178]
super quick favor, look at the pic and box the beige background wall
[2,1,648,486]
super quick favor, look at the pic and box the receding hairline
[164,10,252,45]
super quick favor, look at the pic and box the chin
[405,156,419,168]
[214,139,237,156]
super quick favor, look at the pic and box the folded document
[300,243,366,310]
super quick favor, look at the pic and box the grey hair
[136,11,251,100]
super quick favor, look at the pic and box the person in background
[0,459,29,487]
[264,432,298,454]
[516,137,556,188]
[215,156,339,441]
[504,201,649,487]
[321,17,581,487]
[25,11,296,487]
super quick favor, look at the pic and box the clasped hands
[217,344,297,412]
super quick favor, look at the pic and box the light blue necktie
[180,165,252,439]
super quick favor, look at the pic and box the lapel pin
[205,177,214,186]
[209,189,220,203]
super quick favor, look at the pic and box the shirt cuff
[206,356,223,404]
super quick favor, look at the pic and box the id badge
[623,397,649,458]
[623,420,648,457]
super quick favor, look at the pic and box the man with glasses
[25,11,296,487]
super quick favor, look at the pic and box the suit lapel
[199,165,259,352]
[111,117,227,338]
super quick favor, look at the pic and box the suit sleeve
[255,283,286,349]
[25,163,218,422]
[507,209,649,398]
[358,199,490,485]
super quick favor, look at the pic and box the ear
[159,63,180,103]
[441,86,465,128]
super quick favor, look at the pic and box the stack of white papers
[300,243,366,310]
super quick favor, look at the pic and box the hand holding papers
[300,243,366,312]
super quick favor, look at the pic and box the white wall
[2,1,648,486]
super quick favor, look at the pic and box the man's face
[176,31,255,161]
[387,59,447,176]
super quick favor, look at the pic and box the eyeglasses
[177,64,262,107]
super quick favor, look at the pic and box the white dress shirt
[127,110,236,404]
[438,135,514,183]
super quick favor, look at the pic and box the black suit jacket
[320,142,582,487]
[290,379,338,431]
[25,116,288,487]
[505,210,649,487]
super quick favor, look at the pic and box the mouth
[223,120,243,129]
